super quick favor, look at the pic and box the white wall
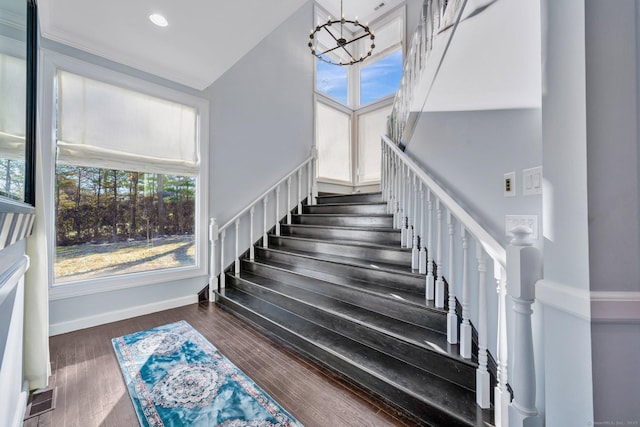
[407,109,542,247]
[46,1,314,333]
[0,238,29,427]
[424,0,541,112]
[206,2,313,227]
[538,0,594,424]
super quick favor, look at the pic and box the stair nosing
[269,234,412,253]
[282,223,399,232]
[244,258,441,314]
[257,246,424,279]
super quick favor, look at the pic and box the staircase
[216,192,495,427]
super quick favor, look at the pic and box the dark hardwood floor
[24,302,426,427]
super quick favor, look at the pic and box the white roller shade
[56,70,198,175]
[0,53,26,160]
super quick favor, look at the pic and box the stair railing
[382,133,507,422]
[387,0,467,147]
[209,151,317,298]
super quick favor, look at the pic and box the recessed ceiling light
[149,13,168,27]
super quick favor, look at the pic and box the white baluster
[411,173,419,269]
[460,226,472,357]
[404,168,413,248]
[263,196,269,248]
[234,219,240,277]
[447,211,458,344]
[435,199,445,308]
[287,177,292,224]
[495,266,509,427]
[426,189,435,301]
[311,146,319,204]
[419,182,427,274]
[508,227,542,427]
[209,218,218,299]
[297,169,303,214]
[476,244,490,408]
[307,162,312,205]
[220,229,226,290]
[275,185,281,236]
[400,164,408,248]
[249,207,255,261]
[395,157,402,228]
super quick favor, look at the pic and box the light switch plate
[523,166,542,196]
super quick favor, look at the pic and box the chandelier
[308,0,375,66]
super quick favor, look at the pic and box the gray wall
[207,2,314,226]
[47,1,314,332]
[585,0,640,423]
[407,109,543,247]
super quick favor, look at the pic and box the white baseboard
[49,294,198,336]
[536,279,591,320]
[13,382,28,427]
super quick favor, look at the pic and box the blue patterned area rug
[112,320,303,427]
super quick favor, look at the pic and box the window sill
[48,265,207,301]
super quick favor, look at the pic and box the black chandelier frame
[309,17,376,66]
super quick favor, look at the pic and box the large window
[314,6,404,186]
[0,52,26,200]
[44,58,208,294]
[316,101,352,182]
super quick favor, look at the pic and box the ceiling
[315,0,404,25]
[38,0,307,90]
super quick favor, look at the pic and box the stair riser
[304,204,388,215]
[216,292,473,427]
[317,193,383,204]
[228,275,475,391]
[281,224,401,245]
[243,260,446,331]
[255,247,425,293]
[291,215,394,228]
[268,236,412,267]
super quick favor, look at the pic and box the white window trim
[40,49,210,301]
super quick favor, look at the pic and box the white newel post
[435,198,445,308]
[426,189,435,301]
[249,207,255,261]
[287,177,292,224]
[507,226,542,427]
[263,196,269,248]
[234,219,240,276]
[220,229,226,290]
[495,266,509,427]
[275,186,281,236]
[419,182,427,274]
[307,162,312,205]
[476,245,490,408]
[209,218,218,300]
[459,226,472,357]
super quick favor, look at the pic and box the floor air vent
[24,388,56,420]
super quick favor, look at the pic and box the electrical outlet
[504,172,516,197]
[505,215,539,240]
[522,166,542,196]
